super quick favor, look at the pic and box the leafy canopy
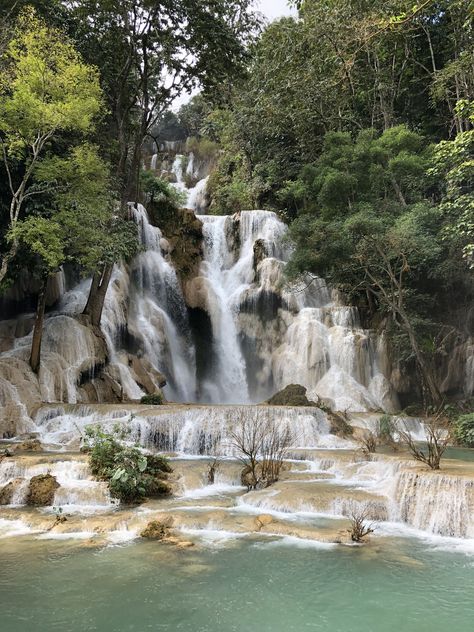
[0,7,102,158]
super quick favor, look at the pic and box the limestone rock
[14,439,42,452]
[254,514,274,530]
[130,356,167,393]
[148,203,203,279]
[0,478,24,505]
[253,239,268,275]
[140,516,174,540]
[175,540,195,549]
[26,474,59,506]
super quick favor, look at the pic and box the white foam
[0,518,35,538]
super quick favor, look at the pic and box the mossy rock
[141,516,174,539]
[266,384,318,407]
[140,393,163,405]
[328,412,354,437]
[26,474,59,506]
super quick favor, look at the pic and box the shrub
[399,416,450,470]
[140,393,163,405]
[84,425,171,504]
[454,413,474,447]
[346,504,375,543]
[231,410,292,489]
[140,170,186,208]
[359,431,377,456]
[376,414,395,444]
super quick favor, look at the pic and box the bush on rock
[84,425,172,504]
[140,393,164,405]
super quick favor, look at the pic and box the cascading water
[196,215,250,403]
[98,204,198,402]
[187,208,396,410]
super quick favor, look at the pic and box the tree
[399,415,450,470]
[12,144,136,372]
[68,0,261,326]
[0,8,103,286]
[430,123,474,268]
[209,0,474,213]
[231,410,292,489]
[287,126,449,405]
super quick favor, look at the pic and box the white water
[0,155,399,417]
[191,209,396,410]
[1,401,470,543]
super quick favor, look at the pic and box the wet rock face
[0,479,23,505]
[149,203,204,279]
[26,474,60,506]
[253,239,268,275]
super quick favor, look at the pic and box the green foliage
[453,413,474,448]
[83,424,172,504]
[430,129,474,267]
[0,8,108,288]
[0,7,102,158]
[9,216,64,270]
[185,136,219,163]
[140,170,186,208]
[140,393,164,406]
[376,415,395,444]
[178,94,211,137]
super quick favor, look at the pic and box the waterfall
[196,216,250,403]
[0,202,397,415]
[190,209,396,410]
[111,204,197,402]
[390,470,474,538]
[33,404,334,453]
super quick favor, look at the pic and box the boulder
[26,474,59,506]
[140,516,174,540]
[266,384,318,407]
[0,478,24,505]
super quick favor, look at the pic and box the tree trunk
[399,310,442,406]
[83,263,114,327]
[30,274,49,374]
[0,241,18,286]
[390,175,407,207]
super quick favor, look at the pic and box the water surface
[1,536,473,632]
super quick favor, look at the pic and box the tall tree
[0,8,102,286]
[67,0,261,326]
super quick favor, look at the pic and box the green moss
[141,393,164,405]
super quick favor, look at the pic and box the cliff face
[148,204,203,280]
